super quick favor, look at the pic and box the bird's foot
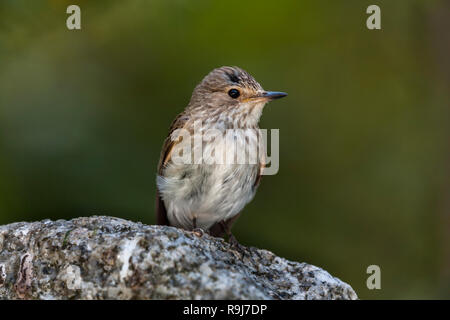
[228,233,247,257]
[192,228,205,237]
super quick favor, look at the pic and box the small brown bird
[156,66,287,243]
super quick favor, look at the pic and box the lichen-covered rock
[0,216,357,300]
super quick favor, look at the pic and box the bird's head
[187,66,287,127]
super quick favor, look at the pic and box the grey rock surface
[0,216,357,300]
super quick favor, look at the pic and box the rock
[0,216,357,300]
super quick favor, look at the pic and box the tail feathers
[155,191,170,225]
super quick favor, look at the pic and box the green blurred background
[0,0,449,299]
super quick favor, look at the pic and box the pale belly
[157,162,259,230]
[157,126,264,230]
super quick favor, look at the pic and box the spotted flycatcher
[156,66,287,244]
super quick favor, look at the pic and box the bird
[155,66,287,244]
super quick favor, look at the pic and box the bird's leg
[192,217,205,237]
[228,233,241,247]
[219,221,246,255]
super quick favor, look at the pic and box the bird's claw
[228,234,247,257]
[192,228,205,237]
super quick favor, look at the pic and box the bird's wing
[155,112,190,225]
[157,112,190,174]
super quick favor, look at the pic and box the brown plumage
[155,66,287,241]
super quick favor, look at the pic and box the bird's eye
[228,89,240,99]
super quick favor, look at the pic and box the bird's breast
[157,127,263,230]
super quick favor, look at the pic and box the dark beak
[262,91,288,100]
